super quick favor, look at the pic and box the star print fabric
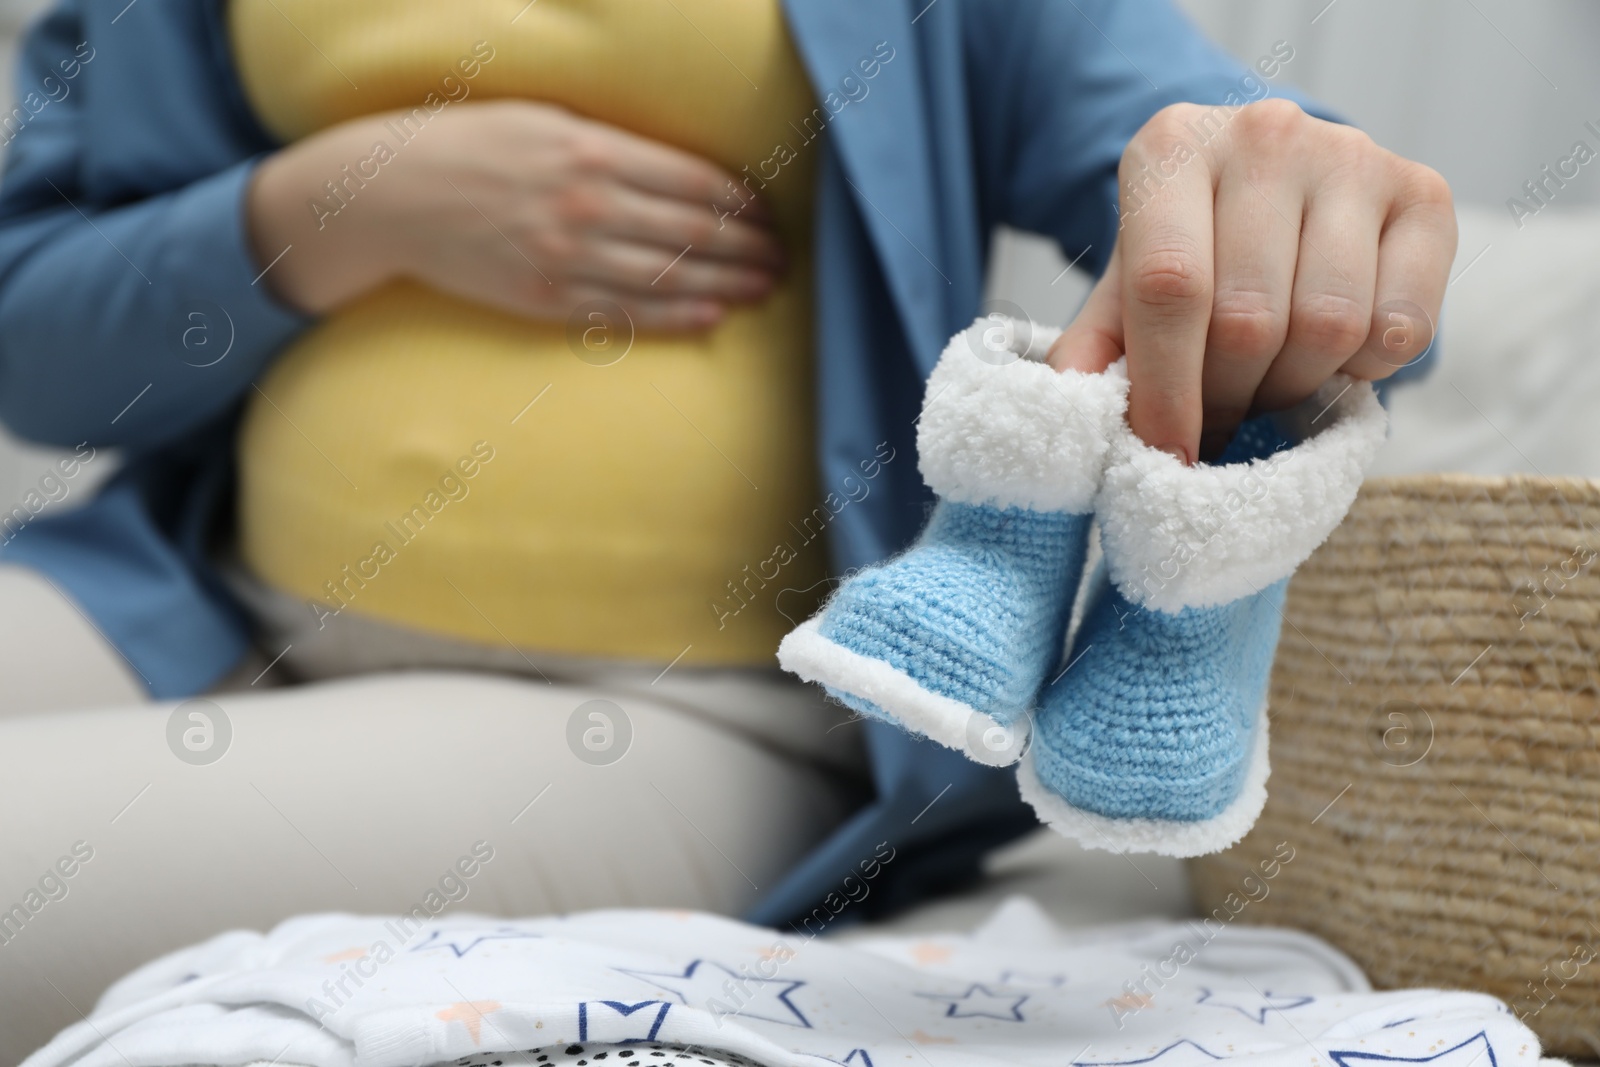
[21,902,1558,1067]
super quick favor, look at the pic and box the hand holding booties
[781,316,1387,855]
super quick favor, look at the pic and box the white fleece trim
[1016,703,1270,858]
[1096,375,1386,612]
[776,617,1027,764]
[917,316,1130,512]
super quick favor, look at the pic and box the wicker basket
[1188,474,1600,1060]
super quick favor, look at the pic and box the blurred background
[3,0,1598,509]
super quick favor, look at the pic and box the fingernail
[1157,444,1191,466]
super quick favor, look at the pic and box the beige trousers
[0,566,865,1064]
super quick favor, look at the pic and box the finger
[574,238,775,303]
[1341,162,1455,381]
[1117,122,1219,464]
[1251,181,1382,412]
[598,183,785,268]
[1197,166,1299,457]
[594,122,772,221]
[1046,241,1125,374]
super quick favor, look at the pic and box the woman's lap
[0,568,865,1061]
[0,565,149,717]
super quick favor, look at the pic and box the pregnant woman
[0,0,1452,1058]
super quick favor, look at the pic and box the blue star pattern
[617,959,811,1028]
[1197,987,1315,1024]
[577,999,672,1042]
[1075,1039,1227,1067]
[51,909,1536,1067]
[916,984,1028,1021]
[407,927,544,958]
[1331,1032,1499,1067]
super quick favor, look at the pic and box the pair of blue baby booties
[778,316,1387,856]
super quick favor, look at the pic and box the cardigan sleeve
[0,0,310,449]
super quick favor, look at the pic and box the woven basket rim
[1364,472,1600,494]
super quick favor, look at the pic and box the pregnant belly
[237,278,827,665]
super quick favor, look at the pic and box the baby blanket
[22,897,1557,1067]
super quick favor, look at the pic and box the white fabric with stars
[23,898,1565,1067]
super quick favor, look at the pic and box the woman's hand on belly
[246,100,785,330]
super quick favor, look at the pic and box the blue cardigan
[0,0,1346,925]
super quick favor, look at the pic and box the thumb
[1046,242,1125,376]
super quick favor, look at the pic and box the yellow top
[231,0,828,665]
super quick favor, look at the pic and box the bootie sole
[1016,703,1270,857]
[777,616,1030,764]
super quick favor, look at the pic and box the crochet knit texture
[1021,377,1388,856]
[816,501,1085,735]
[1030,420,1290,821]
[777,316,1128,759]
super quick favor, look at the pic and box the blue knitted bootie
[778,315,1129,763]
[1019,375,1388,854]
